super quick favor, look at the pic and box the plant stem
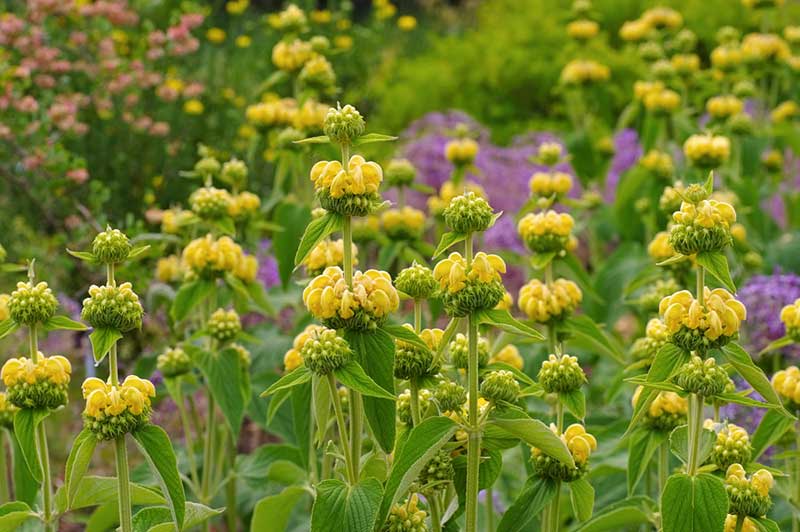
[174,379,200,494]
[410,380,421,427]
[549,481,561,532]
[486,487,495,532]
[225,430,238,532]
[114,436,133,532]
[29,323,54,531]
[687,393,704,476]
[343,216,353,288]
[328,374,357,484]
[795,420,800,532]
[734,514,744,532]
[349,391,362,481]
[414,300,422,332]
[429,493,443,532]
[201,393,216,502]
[0,433,7,503]
[696,266,705,307]
[465,312,480,532]
[556,401,564,434]
[658,442,669,500]
[398,187,406,209]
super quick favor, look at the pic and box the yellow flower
[161,208,192,234]
[228,191,261,218]
[683,134,731,168]
[641,7,682,30]
[670,53,700,75]
[182,234,246,276]
[334,35,353,50]
[304,239,358,273]
[529,171,573,197]
[311,9,332,24]
[659,288,746,340]
[633,80,665,101]
[444,138,479,165]
[310,155,383,199]
[518,210,574,239]
[433,252,505,294]
[495,291,514,311]
[82,375,155,418]
[397,15,417,31]
[381,207,425,238]
[490,344,523,370]
[707,95,744,119]
[2,355,71,386]
[562,423,597,465]
[226,0,249,15]
[0,293,9,321]
[644,88,681,113]
[724,515,757,532]
[272,39,313,71]
[647,231,675,262]
[235,35,252,48]
[672,199,736,229]
[741,32,790,63]
[283,349,303,372]
[567,19,599,40]
[206,28,226,44]
[428,181,486,215]
[156,256,182,283]
[619,19,651,42]
[711,46,743,71]
[234,254,258,283]
[246,98,298,128]
[560,60,610,85]
[302,267,399,323]
[293,99,329,131]
[183,99,204,115]
[518,278,582,323]
[771,101,799,123]
[772,365,800,403]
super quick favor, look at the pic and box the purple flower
[719,378,766,435]
[257,239,280,289]
[738,271,800,358]
[604,128,642,203]
[483,215,525,255]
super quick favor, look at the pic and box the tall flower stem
[201,394,216,503]
[465,312,480,532]
[686,393,704,476]
[414,300,422,333]
[549,482,562,532]
[328,374,357,484]
[696,266,705,307]
[429,494,443,532]
[225,431,238,532]
[174,379,200,494]
[341,209,362,482]
[409,381,422,427]
[794,419,800,532]
[27,321,54,532]
[486,487,495,532]
[0,434,7,503]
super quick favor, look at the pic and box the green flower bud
[639,41,665,62]
[157,347,192,378]
[310,35,330,53]
[683,184,710,203]
[538,354,586,394]
[636,278,681,313]
[537,142,563,166]
[397,388,433,425]
[418,449,454,491]
[531,450,588,483]
[92,228,131,264]
[0,392,17,429]
[674,356,730,396]
[725,465,773,518]
[8,280,58,325]
[669,224,732,257]
[716,26,740,45]
[671,325,734,354]
[651,59,675,81]
[733,80,756,99]
[394,342,440,381]
[385,159,417,188]
[323,104,365,145]
[301,328,351,376]
[434,380,467,412]
[443,192,494,234]
[190,186,232,219]
[441,280,506,318]
[81,282,143,332]
[742,251,763,270]
[480,370,520,404]
[707,422,753,470]
[85,405,152,440]
[395,263,437,300]
[276,127,306,148]
[449,333,490,369]
[220,158,248,186]
[317,189,381,217]
[674,29,697,52]
[194,157,221,179]
[207,308,241,343]
[728,113,754,135]
[382,494,428,532]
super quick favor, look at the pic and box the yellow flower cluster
[381,207,425,239]
[156,255,183,283]
[495,291,514,311]
[302,267,399,324]
[567,19,599,40]
[283,324,326,372]
[640,150,673,178]
[303,239,358,274]
[518,278,582,323]
[707,95,744,119]
[161,208,194,234]
[489,344,523,370]
[771,101,799,123]
[633,81,664,101]
[620,7,681,41]
[533,423,597,465]
[428,182,486,215]
[228,191,261,218]
[0,293,9,321]
[725,464,773,498]
[632,387,688,418]
[83,375,155,418]
[397,15,417,31]
[724,515,756,532]
[671,53,700,75]
[1,355,71,386]
[529,171,573,197]
[619,19,651,42]
[206,28,226,44]
[672,199,737,230]
[433,252,506,294]
[772,366,800,404]
[517,211,576,251]
[643,88,681,113]
[741,33,790,63]
[560,59,610,85]
[659,288,746,341]
[444,138,479,165]
[272,39,314,71]
[683,134,731,167]
[182,234,257,281]
[711,46,744,71]
[780,299,800,331]
[245,98,298,127]
[310,155,383,199]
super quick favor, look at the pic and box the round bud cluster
[397,388,433,426]
[537,142,563,166]
[660,288,746,353]
[632,387,688,431]
[637,278,682,313]
[728,113,754,135]
[433,252,506,317]
[1,355,71,409]
[310,156,383,216]
[182,234,248,279]
[82,375,156,440]
[230,343,252,369]
[299,55,335,88]
[382,494,428,532]
[194,157,221,180]
[725,464,773,518]
[385,159,417,188]
[323,104,365,144]
[8,280,58,325]
[220,158,248,187]
[227,192,261,219]
[631,318,670,361]
[284,324,326,373]
[762,150,784,173]
[92,228,131,264]
[418,449,454,491]
[674,356,730,396]
[529,171,573,199]
[640,150,673,179]
[538,354,586,394]
[382,207,426,241]
[81,282,144,332]
[707,95,744,120]
[723,515,757,532]
[395,263,438,300]
[434,380,467,413]
[683,134,731,169]
[269,4,307,33]
[517,210,575,254]
[394,326,443,380]
[245,98,298,128]
[304,239,358,276]
[669,199,736,255]
[780,300,800,342]
[299,327,351,376]
[559,59,610,85]
[706,421,753,469]
[207,308,241,343]
[444,138,478,166]
[771,101,799,124]
[160,208,194,235]
[428,182,486,216]
[643,88,681,114]
[489,344,523,370]
[190,186,233,219]
[156,347,192,378]
[443,192,495,234]
[518,278,583,324]
[0,392,17,428]
[156,256,183,283]
[772,366,800,405]
[303,267,399,330]
[741,33,790,64]
[567,19,599,41]
[670,53,700,76]
[532,423,597,482]
[480,370,520,404]
[271,39,313,72]
[449,333,490,369]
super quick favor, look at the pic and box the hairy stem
[114,436,133,532]
[465,313,480,532]
[687,394,704,476]
[329,374,357,484]
[486,487,495,532]
[410,380,421,427]
[429,493,443,532]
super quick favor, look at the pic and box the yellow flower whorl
[517,210,576,254]
[529,171,573,198]
[659,288,746,351]
[772,365,800,404]
[82,375,156,440]
[1,354,71,409]
[683,134,731,169]
[381,207,426,240]
[304,239,358,275]
[518,278,582,324]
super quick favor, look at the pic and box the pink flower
[66,168,89,184]
[15,96,39,113]
[183,82,204,97]
[149,121,170,136]
[34,74,55,89]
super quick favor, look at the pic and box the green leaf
[44,315,88,332]
[136,503,223,532]
[345,329,397,453]
[758,336,794,356]
[63,428,97,510]
[194,347,250,438]
[132,425,186,530]
[67,249,97,263]
[261,366,312,397]
[703,171,714,195]
[273,202,312,287]
[54,476,165,511]
[312,478,383,532]
[432,231,467,258]
[475,309,544,340]
[656,254,688,267]
[752,409,795,460]
[382,324,428,351]
[127,245,151,260]
[89,327,123,364]
[171,279,216,322]
[0,320,19,340]
[564,315,625,364]
[8,432,37,505]
[696,252,736,292]
[572,496,657,532]
[334,360,397,400]
[353,133,398,146]
[570,477,595,522]
[375,416,457,529]
[626,344,690,435]
[753,517,781,532]
[294,212,344,267]
[560,389,586,420]
[435,318,461,360]
[488,408,574,467]
[721,343,792,416]
[661,473,727,532]
[714,392,777,410]
[13,409,49,482]
[294,135,331,145]
[530,251,557,270]
[496,476,557,532]
[627,430,667,495]
[245,280,275,316]
[669,425,716,466]
[251,485,308,532]
[0,502,38,532]
[313,374,332,446]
